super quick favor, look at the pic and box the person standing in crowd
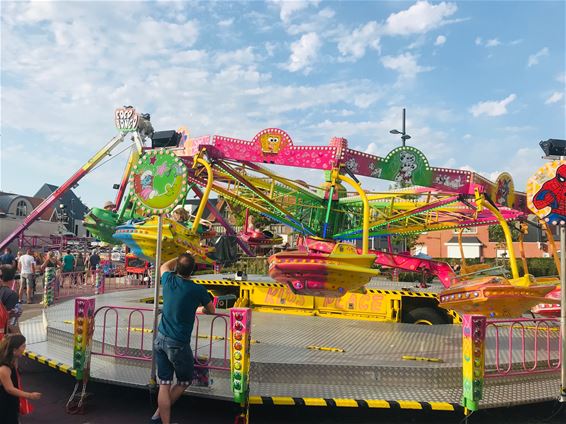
[150,253,215,424]
[75,252,86,285]
[87,250,100,284]
[41,252,61,298]
[17,249,36,304]
[0,248,16,267]
[0,266,22,334]
[0,334,42,424]
[62,250,75,287]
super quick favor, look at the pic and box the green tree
[223,197,275,228]
[488,224,521,245]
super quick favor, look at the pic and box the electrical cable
[89,141,136,173]
[540,401,565,422]
[458,410,474,424]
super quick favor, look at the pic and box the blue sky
[1,0,564,209]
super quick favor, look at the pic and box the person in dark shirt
[87,251,101,285]
[151,253,215,424]
[0,334,42,424]
[0,248,16,267]
[0,266,21,334]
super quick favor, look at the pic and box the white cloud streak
[270,0,320,23]
[381,53,433,80]
[469,94,517,117]
[337,21,380,61]
[285,32,321,73]
[435,35,447,46]
[382,1,458,36]
[545,92,564,105]
[528,47,549,67]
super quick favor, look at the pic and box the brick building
[415,220,559,259]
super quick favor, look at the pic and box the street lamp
[390,108,411,147]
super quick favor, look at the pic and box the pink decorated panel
[429,167,473,194]
[472,173,528,212]
[342,149,385,178]
[210,128,338,169]
[342,148,474,194]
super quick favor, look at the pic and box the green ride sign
[130,149,189,215]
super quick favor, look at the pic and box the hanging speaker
[151,130,181,148]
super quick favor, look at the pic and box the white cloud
[353,93,381,109]
[476,37,501,47]
[469,94,517,117]
[265,42,277,57]
[382,1,458,36]
[285,5,336,35]
[545,92,564,105]
[556,72,565,83]
[435,35,446,46]
[381,53,433,80]
[218,18,234,27]
[270,0,320,23]
[318,8,335,19]
[215,47,257,66]
[337,21,380,61]
[285,32,321,73]
[527,47,549,67]
[485,38,501,47]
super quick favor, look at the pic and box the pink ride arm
[0,133,127,251]
[372,251,455,288]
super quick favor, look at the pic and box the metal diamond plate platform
[19,288,561,409]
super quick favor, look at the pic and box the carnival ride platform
[20,287,561,412]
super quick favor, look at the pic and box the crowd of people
[0,246,104,423]
[0,247,102,305]
[0,245,211,424]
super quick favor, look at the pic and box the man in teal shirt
[151,253,215,424]
[62,250,75,272]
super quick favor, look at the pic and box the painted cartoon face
[141,171,153,188]
[400,152,416,166]
[260,133,282,154]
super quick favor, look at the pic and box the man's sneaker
[149,417,162,424]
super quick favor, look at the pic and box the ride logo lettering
[320,293,384,313]
[262,287,308,307]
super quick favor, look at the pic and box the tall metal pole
[560,223,566,402]
[150,214,164,384]
[402,108,406,147]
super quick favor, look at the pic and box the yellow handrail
[518,222,529,275]
[475,189,520,279]
[541,220,561,277]
[334,170,369,254]
[191,154,213,233]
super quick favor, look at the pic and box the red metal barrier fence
[484,317,562,377]
[91,305,231,372]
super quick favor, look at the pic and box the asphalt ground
[15,352,566,424]
[14,289,566,424]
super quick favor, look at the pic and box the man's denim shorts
[153,332,194,386]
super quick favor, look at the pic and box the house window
[16,200,28,217]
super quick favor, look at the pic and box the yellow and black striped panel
[24,351,77,377]
[193,279,282,288]
[249,396,459,411]
[193,279,441,297]
[367,288,438,298]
